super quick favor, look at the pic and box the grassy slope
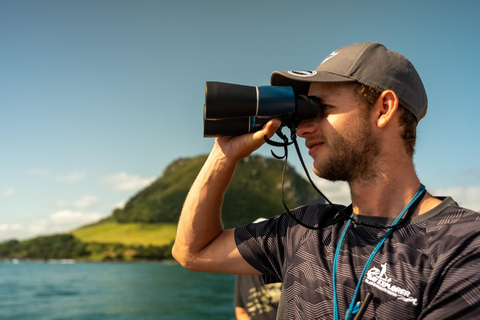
[71,221,177,246]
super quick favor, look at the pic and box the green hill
[0,154,322,261]
[112,154,321,228]
[72,221,177,246]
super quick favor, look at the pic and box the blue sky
[1,0,479,241]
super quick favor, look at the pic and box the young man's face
[297,82,381,182]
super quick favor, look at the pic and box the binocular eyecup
[203,82,319,137]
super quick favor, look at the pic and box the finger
[253,119,282,141]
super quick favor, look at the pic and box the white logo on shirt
[365,263,418,306]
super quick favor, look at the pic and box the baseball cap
[270,42,428,122]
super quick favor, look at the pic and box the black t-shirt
[235,197,480,319]
[233,274,282,320]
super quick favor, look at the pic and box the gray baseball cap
[270,42,428,121]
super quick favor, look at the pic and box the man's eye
[319,105,331,117]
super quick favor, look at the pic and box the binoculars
[203,82,319,137]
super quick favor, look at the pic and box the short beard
[313,116,381,182]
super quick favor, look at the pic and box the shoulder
[417,199,480,317]
[424,197,480,235]
[422,197,480,262]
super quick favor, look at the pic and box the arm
[172,119,282,274]
[235,307,251,320]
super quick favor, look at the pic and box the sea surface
[0,260,236,320]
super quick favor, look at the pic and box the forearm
[172,119,281,272]
[173,143,237,265]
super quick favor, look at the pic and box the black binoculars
[203,82,319,137]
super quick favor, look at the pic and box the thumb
[252,119,282,143]
[262,118,283,139]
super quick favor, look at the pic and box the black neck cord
[264,124,425,230]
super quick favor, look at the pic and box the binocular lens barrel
[203,117,269,137]
[205,82,296,119]
[205,82,257,119]
[204,81,319,137]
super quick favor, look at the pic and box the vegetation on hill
[0,154,322,261]
[72,221,177,246]
[113,154,320,228]
[0,235,89,260]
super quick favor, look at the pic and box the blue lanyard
[332,184,426,320]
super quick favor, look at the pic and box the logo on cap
[321,51,339,64]
[287,70,317,77]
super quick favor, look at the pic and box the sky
[1,0,479,241]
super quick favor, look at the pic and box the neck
[348,157,438,218]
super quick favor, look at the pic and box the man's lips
[305,139,325,156]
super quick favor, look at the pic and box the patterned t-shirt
[235,197,480,319]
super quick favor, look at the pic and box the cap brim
[270,71,356,95]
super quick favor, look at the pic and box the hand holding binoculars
[203,82,319,137]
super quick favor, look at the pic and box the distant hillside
[72,221,177,246]
[113,154,322,228]
[0,154,323,261]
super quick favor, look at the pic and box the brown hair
[354,84,418,157]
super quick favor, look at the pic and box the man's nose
[296,118,317,137]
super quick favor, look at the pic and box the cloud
[56,195,99,209]
[49,210,103,226]
[1,188,16,197]
[456,168,480,186]
[431,185,480,212]
[27,210,104,238]
[0,210,106,241]
[0,224,26,241]
[0,224,22,232]
[72,195,100,209]
[114,201,126,210]
[26,169,86,183]
[56,171,86,183]
[104,172,155,191]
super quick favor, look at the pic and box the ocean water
[0,260,236,320]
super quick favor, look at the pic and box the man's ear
[375,90,399,128]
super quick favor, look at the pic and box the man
[173,42,480,319]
